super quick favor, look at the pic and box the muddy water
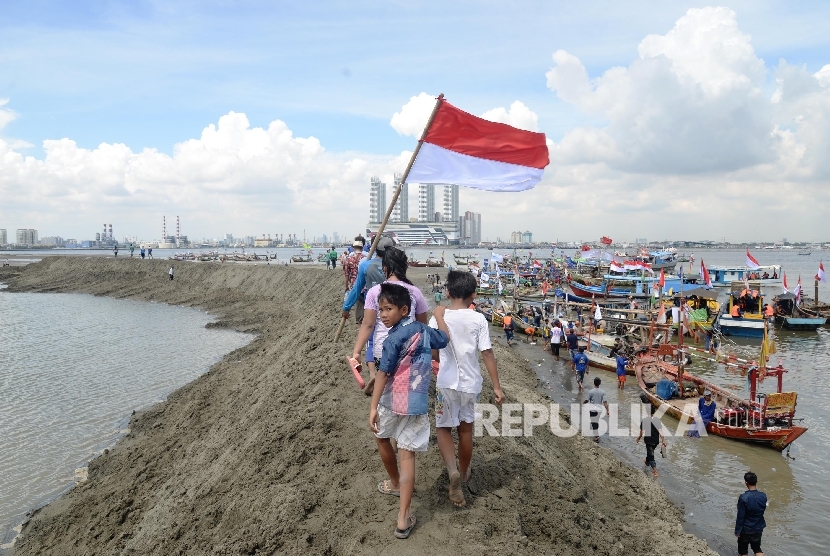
[508,323,828,555]
[0,292,251,547]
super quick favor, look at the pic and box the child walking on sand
[430,271,504,508]
[369,283,449,539]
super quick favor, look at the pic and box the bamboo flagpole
[334,93,445,341]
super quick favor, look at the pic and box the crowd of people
[338,236,767,553]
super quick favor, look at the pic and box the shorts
[435,388,479,428]
[737,531,762,555]
[589,410,600,432]
[375,405,430,452]
[551,344,560,356]
[575,370,585,384]
[355,296,365,324]
[617,374,626,383]
[505,329,514,341]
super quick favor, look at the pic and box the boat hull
[635,358,806,451]
[717,315,766,338]
[776,316,827,330]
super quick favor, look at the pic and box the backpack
[364,257,386,293]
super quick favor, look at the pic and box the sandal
[394,515,417,539]
[377,480,400,497]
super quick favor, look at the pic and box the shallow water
[0,292,251,546]
[516,322,829,555]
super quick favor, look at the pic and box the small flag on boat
[783,272,789,293]
[610,261,625,273]
[794,276,802,305]
[656,303,667,324]
[594,305,602,321]
[746,249,761,270]
[407,97,550,192]
[639,261,653,274]
[601,236,613,245]
[817,262,826,283]
[700,260,712,288]
[490,253,504,263]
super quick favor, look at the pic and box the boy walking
[369,283,448,539]
[430,271,504,508]
[572,346,589,392]
[615,353,628,389]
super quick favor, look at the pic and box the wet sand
[0,257,715,555]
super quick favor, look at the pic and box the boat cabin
[708,265,782,287]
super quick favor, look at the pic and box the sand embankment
[1,257,715,555]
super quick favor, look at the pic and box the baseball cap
[375,236,394,253]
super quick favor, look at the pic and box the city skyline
[1,3,829,242]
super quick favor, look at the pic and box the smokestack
[176,216,180,245]
[162,216,167,241]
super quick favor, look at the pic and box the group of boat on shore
[458,246,828,454]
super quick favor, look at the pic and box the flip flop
[346,356,365,389]
[377,480,400,497]
[394,515,417,539]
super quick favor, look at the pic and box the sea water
[0,292,251,546]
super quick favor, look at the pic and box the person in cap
[343,238,366,309]
[689,390,716,438]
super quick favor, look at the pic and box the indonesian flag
[794,276,802,305]
[783,272,789,293]
[407,97,549,191]
[533,260,542,269]
[610,262,625,273]
[601,236,613,245]
[656,303,667,324]
[817,262,827,283]
[746,249,761,270]
[639,261,654,274]
[659,268,666,288]
[623,260,639,271]
[700,260,712,288]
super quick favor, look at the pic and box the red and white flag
[817,262,826,283]
[783,272,789,293]
[659,268,666,288]
[700,259,712,288]
[624,260,639,271]
[794,276,802,305]
[638,261,654,274]
[407,97,549,191]
[610,262,625,273]
[746,249,761,270]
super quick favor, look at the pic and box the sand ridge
[1,257,716,555]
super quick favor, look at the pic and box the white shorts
[435,388,479,428]
[375,405,430,452]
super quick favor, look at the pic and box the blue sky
[1,1,829,242]
[3,0,827,156]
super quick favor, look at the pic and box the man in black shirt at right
[735,471,767,556]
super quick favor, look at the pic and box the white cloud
[481,101,539,132]
[0,111,394,239]
[0,99,17,130]
[546,7,776,175]
[389,93,437,137]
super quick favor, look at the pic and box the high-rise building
[461,212,481,245]
[510,231,523,244]
[522,231,533,243]
[418,184,435,222]
[0,229,6,245]
[15,229,38,245]
[391,173,408,223]
[443,184,459,223]
[369,176,386,223]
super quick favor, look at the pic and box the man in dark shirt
[735,471,767,556]
[566,328,579,360]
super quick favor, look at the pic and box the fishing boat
[583,334,635,375]
[707,265,782,287]
[797,250,811,256]
[772,293,827,330]
[453,254,479,266]
[635,345,807,452]
[715,282,767,338]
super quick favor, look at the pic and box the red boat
[635,344,807,452]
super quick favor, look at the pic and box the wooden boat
[584,333,635,375]
[291,254,314,263]
[708,265,782,287]
[716,282,767,339]
[773,293,827,330]
[408,259,427,267]
[635,346,807,452]
[426,257,446,267]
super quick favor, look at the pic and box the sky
[1,0,829,243]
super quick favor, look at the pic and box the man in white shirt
[430,271,504,508]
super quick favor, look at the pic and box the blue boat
[773,293,827,330]
[708,264,782,287]
[716,283,767,339]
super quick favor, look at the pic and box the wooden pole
[334,93,445,341]
[816,279,819,310]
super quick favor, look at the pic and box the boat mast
[677,272,685,398]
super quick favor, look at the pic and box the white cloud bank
[0,112,395,239]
